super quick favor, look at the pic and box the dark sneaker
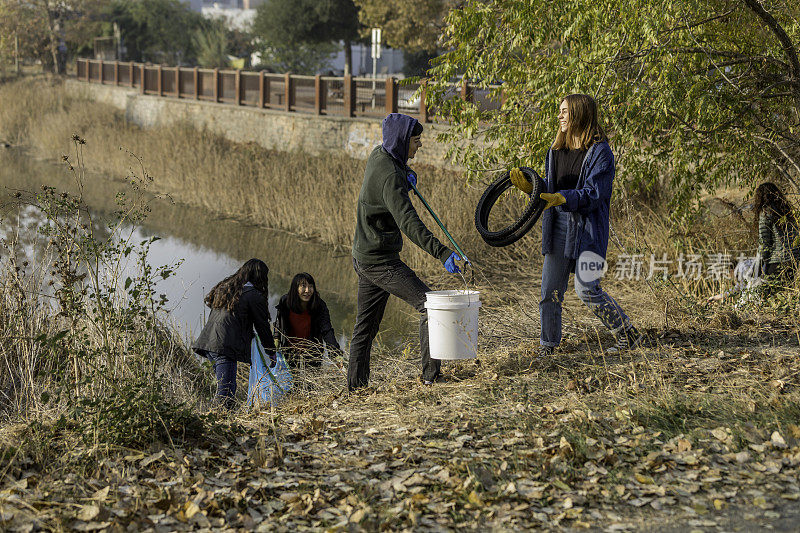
[606,327,644,355]
[421,375,450,386]
[538,345,555,358]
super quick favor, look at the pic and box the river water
[0,149,412,347]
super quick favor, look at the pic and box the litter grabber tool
[409,181,474,283]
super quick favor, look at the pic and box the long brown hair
[286,272,321,314]
[205,258,270,311]
[752,182,797,237]
[552,93,607,150]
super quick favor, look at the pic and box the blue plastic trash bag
[248,334,292,408]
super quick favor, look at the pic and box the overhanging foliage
[427,0,800,216]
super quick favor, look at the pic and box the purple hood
[381,113,419,166]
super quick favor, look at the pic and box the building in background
[330,43,404,77]
[201,3,257,31]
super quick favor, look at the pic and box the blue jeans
[540,209,631,347]
[207,351,238,409]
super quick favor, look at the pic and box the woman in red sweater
[274,273,343,367]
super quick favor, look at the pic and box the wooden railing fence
[75,59,504,123]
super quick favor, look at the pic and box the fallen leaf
[349,508,366,523]
[91,487,109,502]
[184,501,200,520]
[753,497,770,509]
[77,504,100,522]
[710,428,728,442]
[771,432,787,449]
[140,450,165,468]
[468,491,483,507]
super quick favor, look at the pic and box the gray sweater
[758,211,800,265]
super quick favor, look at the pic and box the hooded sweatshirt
[352,114,451,265]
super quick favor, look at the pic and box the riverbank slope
[1,76,799,531]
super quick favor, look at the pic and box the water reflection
[0,149,413,346]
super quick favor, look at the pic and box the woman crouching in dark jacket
[274,272,343,367]
[193,259,276,409]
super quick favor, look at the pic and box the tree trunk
[741,0,800,123]
[40,0,60,74]
[343,39,352,77]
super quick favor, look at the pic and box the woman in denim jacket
[511,94,642,356]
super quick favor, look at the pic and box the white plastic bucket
[425,290,481,360]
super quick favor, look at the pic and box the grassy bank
[2,78,800,531]
[0,78,755,282]
[2,279,799,530]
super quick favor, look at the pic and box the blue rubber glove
[406,170,417,188]
[444,252,462,274]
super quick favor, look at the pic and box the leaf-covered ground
[2,318,800,532]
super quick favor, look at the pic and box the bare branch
[755,135,800,177]
[660,8,736,34]
[741,0,800,116]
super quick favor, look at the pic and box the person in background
[753,182,799,293]
[274,272,344,367]
[707,257,761,304]
[348,113,464,390]
[193,259,276,409]
[510,94,642,356]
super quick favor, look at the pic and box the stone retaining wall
[65,80,460,170]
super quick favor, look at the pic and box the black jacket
[193,285,276,363]
[274,294,341,356]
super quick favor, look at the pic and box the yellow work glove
[539,192,566,210]
[509,167,533,194]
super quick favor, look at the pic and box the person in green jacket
[754,182,799,292]
[348,113,464,390]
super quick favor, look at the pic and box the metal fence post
[385,77,397,114]
[175,67,181,97]
[314,75,323,115]
[193,67,199,99]
[284,72,292,112]
[129,62,134,88]
[157,64,163,96]
[114,61,119,85]
[140,64,146,94]
[99,60,104,84]
[344,75,355,117]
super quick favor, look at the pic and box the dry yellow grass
[2,79,800,532]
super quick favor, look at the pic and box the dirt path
[2,330,799,531]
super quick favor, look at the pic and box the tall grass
[0,77,787,322]
[0,139,214,449]
[0,78,547,277]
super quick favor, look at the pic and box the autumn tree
[0,0,89,73]
[426,0,800,216]
[0,1,46,71]
[354,0,458,53]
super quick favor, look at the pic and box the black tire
[474,167,546,247]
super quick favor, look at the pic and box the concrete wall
[65,80,460,170]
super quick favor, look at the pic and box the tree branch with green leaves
[426,0,800,218]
